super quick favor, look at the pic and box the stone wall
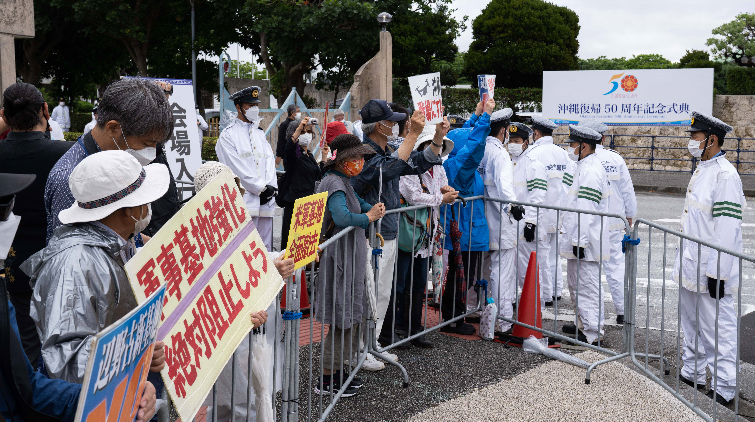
[553,95,755,175]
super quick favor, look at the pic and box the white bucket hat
[194,161,245,195]
[415,122,454,157]
[59,150,170,225]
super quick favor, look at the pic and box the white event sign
[542,69,714,126]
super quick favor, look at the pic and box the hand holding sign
[484,98,496,115]
[408,72,444,125]
[409,110,426,137]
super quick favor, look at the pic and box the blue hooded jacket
[439,112,491,252]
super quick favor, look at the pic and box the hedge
[64,132,83,142]
[394,85,542,116]
[726,67,755,95]
[202,137,219,161]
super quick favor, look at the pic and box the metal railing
[553,133,755,175]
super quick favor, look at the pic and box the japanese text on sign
[125,170,284,422]
[408,72,443,125]
[284,191,328,269]
[74,286,165,422]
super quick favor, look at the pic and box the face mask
[113,128,157,165]
[508,143,523,157]
[568,145,580,162]
[341,158,365,177]
[59,102,65,106]
[295,112,302,119]
[688,137,706,158]
[131,204,152,236]
[298,132,313,147]
[244,106,259,122]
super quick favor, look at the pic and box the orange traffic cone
[511,251,543,339]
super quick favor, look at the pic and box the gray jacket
[22,222,138,384]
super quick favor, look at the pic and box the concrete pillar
[0,34,17,95]
[0,0,36,95]
[380,31,392,103]
[349,30,393,119]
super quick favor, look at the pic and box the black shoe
[410,334,434,348]
[577,330,598,346]
[562,323,577,335]
[349,375,364,389]
[495,327,513,337]
[616,314,624,324]
[465,315,481,324]
[315,374,359,397]
[378,334,411,349]
[679,374,706,391]
[706,390,733,406]
[440,321,476,336]
[512,301,517,311]
[544,300,554,307]
[552,296,561,301]
[394,327,407,337]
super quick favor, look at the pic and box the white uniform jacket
[51,104,70,130]
[513,144,548,242]
[216,117,277,217]
[480,136,517,250]
[560,153,611,262]
[522,136,571,233]
[674,153,745,294]
[595,145,637,231]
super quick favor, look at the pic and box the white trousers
[483,248,517,332]
[679,287,738,401]
[566,259,604,344]
[544,233,564,301]
[364,238,398,340]
[604,229,625,315]
[517,237,550,309]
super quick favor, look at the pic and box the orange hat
[325,121,349,144]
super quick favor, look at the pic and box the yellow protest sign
[124,170,284,422]
[284,191,328,269]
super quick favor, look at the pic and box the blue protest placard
[73,285,166,422]
[478,74,496,103]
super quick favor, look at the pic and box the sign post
[408,72,443,125]
[124,171,284,422]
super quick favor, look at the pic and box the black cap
[508,123,533,139]
[230,86,262,105]
[448,115,466,128]
[360,99,406,124]
[58,97,64,102]
[685,111,732,140]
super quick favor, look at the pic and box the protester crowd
[0,73,745,421]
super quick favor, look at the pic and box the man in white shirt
[196,108,209,140]
[83,105,98,135]
[577,119,637,324]
[480,110,525,333]
[50,97,70,132]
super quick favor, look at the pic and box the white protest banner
[124,77,202,201]
[408,72,443,125]
[542,69,714,125]
[74,286,166,422]
[477,74,495,102]
[124,170,284,422]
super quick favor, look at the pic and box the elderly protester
[315,134,385,398]
[387,103,411,151]
[276,103,299,165]
[277,117,330,249]
[351,100,441,364]
[45,78,174,243]
[386,117,457,349]
[0,82,73,369]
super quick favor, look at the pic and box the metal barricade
[626,218,755,421]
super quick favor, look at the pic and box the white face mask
[113,129,157,165]
[508,143,523,157]
[131,204,152,236]
[298,132,313,147]
[688,138,705,158]
[59,102,65,106]
[244,105,259,122]
[568,145,580,162]
[295,112,302,119]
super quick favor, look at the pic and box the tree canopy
[463,0,580,89]
[706,13,755,67]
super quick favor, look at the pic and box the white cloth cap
[490,108,513,123]
[193,161,246,196]
[415,122,454,158]
[59,150,170,224]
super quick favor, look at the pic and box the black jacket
[276,117,294,158]
[277,138,323,207]
[0,131,72,293]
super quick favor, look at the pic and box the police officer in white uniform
[50,97,70,132]
[578,119,637,324]
[215,86,278,249]
[516,115,571,308]
[675,111,744,406]
[559,125,610,345]
[480,109,525,333]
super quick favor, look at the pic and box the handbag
[397,181,432,254]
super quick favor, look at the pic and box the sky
[219,0,754,70]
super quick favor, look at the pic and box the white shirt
[674,153,745,294]
[399,165,448,258]
[480,136,517,250]
[51,104,70,130]
[197,113,209,140]
[595,145,637,231]
[48,119,65,140]
[523,136,572,233]
[513,144,548,242]
[215,117,277,217]
[352,120,364,140]
[83,114,96,135]
[559,153,611,262]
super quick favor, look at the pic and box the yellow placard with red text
[124,170,284,422]
[284,191,328,269]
